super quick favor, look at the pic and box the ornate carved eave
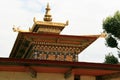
[9,32,99,59]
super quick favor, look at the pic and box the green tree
[103,11,120,49]
[103,11,120,57]
[104,53,119,64]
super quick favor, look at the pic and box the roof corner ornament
[66,20,69,26]
[100,31,107,38]
[12,25,30,32]
[13,25,20,32]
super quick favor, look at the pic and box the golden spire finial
[43,3,52,21]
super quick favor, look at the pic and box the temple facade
[0,3,120,80]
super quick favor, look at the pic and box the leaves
[104,53,119,64]
[103,15,120,38]
[103,11,120,49]
[105,35,118,48]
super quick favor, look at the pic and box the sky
[0,0,120,63]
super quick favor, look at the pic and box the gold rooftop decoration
[30,3,68,34]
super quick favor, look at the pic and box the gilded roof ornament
[66,20,69,26]
[100,31,107,38]
[43,3,52,21]
[12,25,30,32]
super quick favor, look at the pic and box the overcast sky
[0,0,120,63]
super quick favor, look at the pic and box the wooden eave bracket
[64,68,72,79]
[28,66,37,78]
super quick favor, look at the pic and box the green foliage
[105,35,118,48]
[104,53,119,64]
[103,11,120,49]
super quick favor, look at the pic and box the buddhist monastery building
[0,3,120,80]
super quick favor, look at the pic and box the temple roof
[10,32,99,58]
